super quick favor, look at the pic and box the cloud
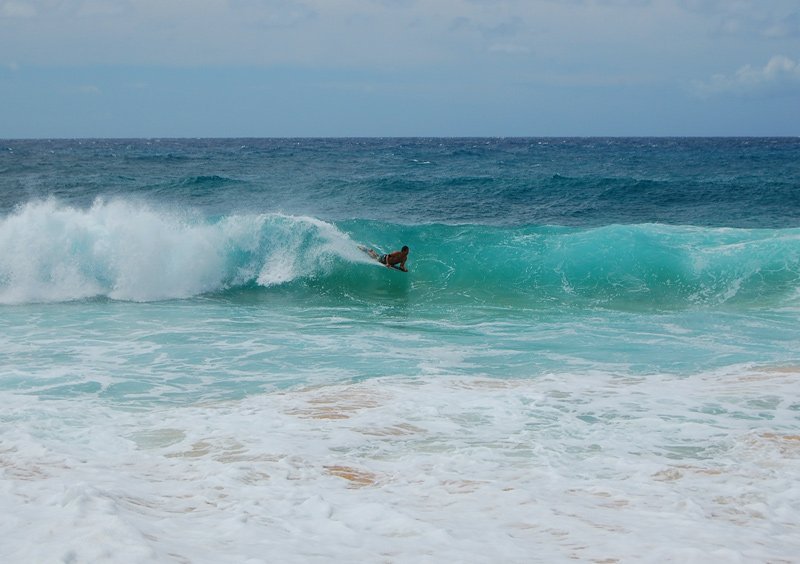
[693,55,800,97]
[678,0,800,40]
[763,12,800,39]
[0,0,795,88]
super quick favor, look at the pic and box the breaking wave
[1,198,798,309]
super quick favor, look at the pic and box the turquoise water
[1,138,799,562]
[2,298,797,403]
[2,201,798,404]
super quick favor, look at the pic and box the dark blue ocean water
[3,137,799,227]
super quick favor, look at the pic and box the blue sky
[1,0,799,137]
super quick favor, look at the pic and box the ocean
[1,138,799,562]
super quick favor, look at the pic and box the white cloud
[0,0,795,86]
[678,0,799,40]
[694,55,800,97]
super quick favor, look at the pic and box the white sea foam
[2,367,799,563]
[0,199,367,303]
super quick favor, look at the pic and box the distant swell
[1,198,799,309]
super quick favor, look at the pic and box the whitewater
[1,138,799,563]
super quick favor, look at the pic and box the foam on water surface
[2,369,799,563]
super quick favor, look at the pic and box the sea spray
[0,199,367,303]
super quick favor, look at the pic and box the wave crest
[0,199,365,304]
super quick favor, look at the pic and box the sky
[1,0,799,137]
